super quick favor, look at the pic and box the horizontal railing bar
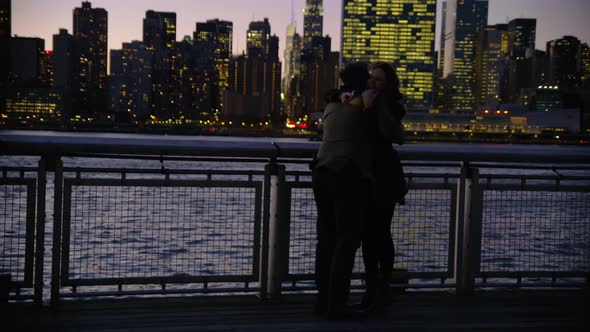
[62,275,258,286]
[63,167,265,176]
[477,272,590,278]
[472,163,590,171]
[65,153,271,163]
[3,131,590,163]
[58,287,262,298]
[482,184,590,192]
[475,282,586,288]
[480,174,590,181]
[64,178,261,187]
[285,272,452,281]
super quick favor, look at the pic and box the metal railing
[1,131,589,306]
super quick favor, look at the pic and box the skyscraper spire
[290,0,295,24]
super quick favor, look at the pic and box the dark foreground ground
[5,289,588,331]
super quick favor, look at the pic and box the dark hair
[371,62,404,102]
[371,62,406,118]
[339,62,369,92]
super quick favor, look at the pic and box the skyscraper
[10,37,46,87]
[110,41,152,122]
[194,19,232,114]
[506,18,536,102]
[547,36,582,86]
[303,0,323,50]
[580,43,590,86]
[53,28,80,119]
[226,19,281,122]
[442,0,488,112]
[247,18,271,59]
[73,1,108,118]
[341,0,437,110]
[143,10,176,52]
[0,0,10,114]
[143,10,177,119]
[474,24,509,106]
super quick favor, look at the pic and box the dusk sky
[12,0,590,65]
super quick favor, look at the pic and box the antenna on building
[291,0,295,24]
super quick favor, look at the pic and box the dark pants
[312,164,369,313]
[362,198,395,280]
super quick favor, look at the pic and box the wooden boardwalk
[6,289,588,331]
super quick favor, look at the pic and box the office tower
[73,1,108,119]
[507,19,536,60]
[143,10,176,51]
[53,28,80,119]
[442,0,488,112]
[247,18,271,59]
[10,37,45,87]
[110,42,153,122]
[475,24,509,106]
[0,0,10,114]
[226,55,282,121]
[194,19,233,115]
[547,36,582,86]
[505,18,536,102]
[283,26,302,118]
[580,43,590,86]
[303,0,323,50]
[226,20,281,122]
[342,0,437,110]
[143,10,177,119]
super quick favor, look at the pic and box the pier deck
[6,289,587,331]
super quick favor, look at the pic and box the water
[1,137,589,297]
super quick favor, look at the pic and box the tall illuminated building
[474,24,509,106]
[341,0,437,110]
[247,18,271,59]
[143,10,177,119]
[547,36,581,87]
[73,1,108,119]
[110,41,152,122]
[303,0,323,50]
[581,43,590,86]
[194,19,232,115]
[442,0,488,112]
[506,18,536,102]
[0,0,10,114]
[143,10,176,51]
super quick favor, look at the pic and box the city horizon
[12,0,590,63]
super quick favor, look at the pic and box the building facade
[73,1,108,119]
[475,24,509,107]
[442,0,488,112]
[342,0,437,110]
[194,19,233,116]
[303,0,323,51]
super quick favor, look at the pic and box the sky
[11,0,590,64]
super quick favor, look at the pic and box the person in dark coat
[360,62,408,313]
[311,62,373,319]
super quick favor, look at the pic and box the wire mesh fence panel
[392,189,453,273]
[481,190,590,273]
[287,185,453,278]
[64,180,261,283]
[0,183,30,283]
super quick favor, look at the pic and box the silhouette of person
[360,62,407,313]
[311,62,373,319]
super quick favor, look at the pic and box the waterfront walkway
[7,289,587,331]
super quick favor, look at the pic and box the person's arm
[374,95,404,145]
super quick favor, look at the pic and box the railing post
[454,162,482,295]
[34,158,47,307]
[264,162,289,301]
[50,157,63,306]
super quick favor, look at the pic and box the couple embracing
[312,61,407,319]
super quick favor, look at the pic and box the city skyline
[12,0,590,64]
